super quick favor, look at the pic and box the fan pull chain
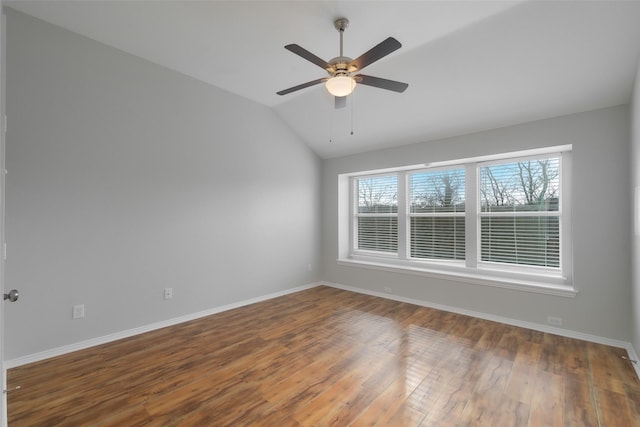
[350,94,355,136]
[329,101,334,143]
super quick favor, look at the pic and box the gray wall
[4,9,321,360]
[632,60,640,354]
[323,105,632,341]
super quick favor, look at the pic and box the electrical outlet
[547,316,563,327]
[72,304,85,319]
[164,288,173,300]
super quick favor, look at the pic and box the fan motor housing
[327,56,357,75]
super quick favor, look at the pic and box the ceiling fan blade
[277,78,326,96]
[285,44,329,69]
[335,96,347,109]
[355,74,408,93]
[350,37,402,71]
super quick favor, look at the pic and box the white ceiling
[7,0,640,158]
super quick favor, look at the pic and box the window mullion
[465,163,478,268]
[397,171,408,260]
[351,177,358,252]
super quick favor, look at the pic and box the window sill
[336,257,577,298]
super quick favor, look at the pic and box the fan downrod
[329,18,353,73]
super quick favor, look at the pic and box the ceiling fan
[277,18,408,108]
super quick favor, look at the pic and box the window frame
[340,146,574,297]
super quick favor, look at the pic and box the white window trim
[338,145,575,298]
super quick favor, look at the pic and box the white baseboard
[624,343,640,380]
[4,282,320,369]
[321,281,640,380]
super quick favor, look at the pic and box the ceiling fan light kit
[277,17,408,104]
[325,75,356,97]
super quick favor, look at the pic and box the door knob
[4,289,19,302]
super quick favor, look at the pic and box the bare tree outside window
[517,160,559,209]
[358,176,397,213]
[481,168,512,207]
[411,170,465,213]
[481,159,559,212]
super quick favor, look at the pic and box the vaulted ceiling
[7,1,640,158]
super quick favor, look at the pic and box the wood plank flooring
[7,286,640,426]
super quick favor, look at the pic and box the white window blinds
[355,175,398,253]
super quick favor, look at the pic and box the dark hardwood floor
[7,286,640,426]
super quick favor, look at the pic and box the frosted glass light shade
[325,76,356,97]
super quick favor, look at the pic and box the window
[409,168,465,260]
[354,175,398,253]
[479,156,560,269]
[341,146,573,295]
